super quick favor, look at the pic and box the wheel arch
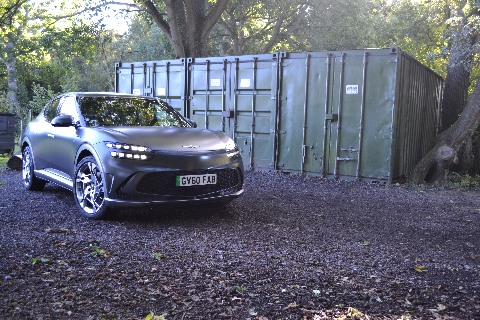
[74,143,112,194]
[75,143,102,170]
[21,137,31,151]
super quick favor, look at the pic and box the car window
[58,96,79,122]
[78,96,190,127]
[45,98,60,122]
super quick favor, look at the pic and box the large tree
[404,0,480,183]
[103,0,228,58]
[0,0,27,27]
[0,0,41,110]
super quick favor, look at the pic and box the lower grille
[118,168,242,201]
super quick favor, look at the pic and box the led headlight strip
[105,142,153,160]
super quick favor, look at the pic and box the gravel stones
[0,168,479,319]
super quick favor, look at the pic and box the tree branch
[143,0,172,42]
[33,1,147,24]
[261,17,284,54]
[201,0,229,39]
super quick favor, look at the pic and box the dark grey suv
[21,92,244,219]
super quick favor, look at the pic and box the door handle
[48,133,54,138]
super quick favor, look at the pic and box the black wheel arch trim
[75,143,114,195]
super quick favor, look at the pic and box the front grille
[118,168,242,201]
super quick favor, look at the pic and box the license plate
[176,174,217,186]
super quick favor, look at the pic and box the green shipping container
[115,48,444,183]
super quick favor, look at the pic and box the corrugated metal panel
[0,113,15,154]
[391,52,444,179]
[115,48,444,183]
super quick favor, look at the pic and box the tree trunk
[144,0,228,58]
[441,64,470,132]
[408,78,480,184]
[1,38,19,112]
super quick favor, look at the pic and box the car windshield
[78,96,190,127]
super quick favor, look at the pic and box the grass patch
[0,153,9,168]
[0,146,20,168]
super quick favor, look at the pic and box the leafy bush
[447,172,480,189]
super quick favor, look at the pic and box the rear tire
[22,146,46,191]
[73,156,113,219]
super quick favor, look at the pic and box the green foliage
[365,0,448,75]
[447,172,480,189]
[87,245,109,258]
[0,91,14,113]
[294,0,382,52]
[123,17,175,62]
[153,253,165,260]
[235,286,246,293]
[28,83,57,115]
[0,154,7,167]
[31,257,50,266]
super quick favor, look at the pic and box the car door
[49,95,83,179]
[30,98,61,170]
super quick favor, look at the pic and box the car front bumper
[104,189,244,208]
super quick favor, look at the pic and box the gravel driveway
[1,168,479,320]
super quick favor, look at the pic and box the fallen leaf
[414,265,427,272]
[145,312,165,320]
[284,302,298,310]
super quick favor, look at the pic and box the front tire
[73,156,112,219]
[22,146,46,191]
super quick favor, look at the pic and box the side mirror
[51,115,75,127]
[187,119,197,128]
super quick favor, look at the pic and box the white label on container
[157,87,166,96]
[133,89,141,95]
[211,79,221,87]
[240,79,251,87]
[346,85,358,94]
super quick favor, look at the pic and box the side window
[58,96,79,122]
[45,99,60,122]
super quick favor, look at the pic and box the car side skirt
[34,169,74,191]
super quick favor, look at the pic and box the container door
[232,56,277,170]
[115,63,147,95]
[325,52,367,179]
[152,60,187,116]
[277,52,331,175]
[189,59,228,133]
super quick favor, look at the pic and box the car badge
[182,145,200,148]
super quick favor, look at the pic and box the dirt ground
[0,168,479,320]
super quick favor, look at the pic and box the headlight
[225,140,240,158]
[105,142,153,160]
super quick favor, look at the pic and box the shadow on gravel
[36,177,234,226]
[111,205,234,225]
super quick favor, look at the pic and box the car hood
[98,126,228,153]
